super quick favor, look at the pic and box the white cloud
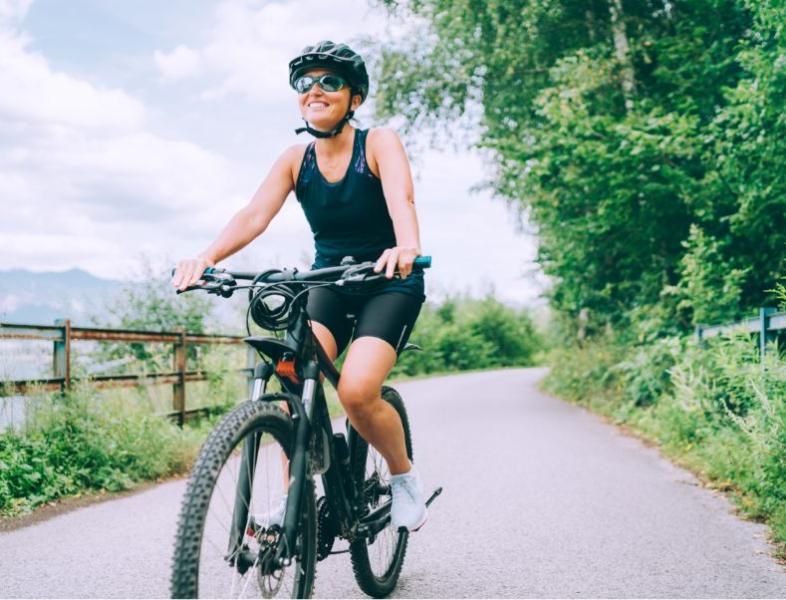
[154,0,389,103]
[154,44,201,81]
[0,31,145,131]
[0,0,32,27]
[0,3,250,277]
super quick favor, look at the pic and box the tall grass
[0,382,212,516]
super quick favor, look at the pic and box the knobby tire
[348,386,413,598]
[170,397,317,599]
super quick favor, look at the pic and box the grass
[0,384,208,516]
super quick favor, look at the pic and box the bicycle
[169,257,442,599]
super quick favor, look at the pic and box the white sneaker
[390,465,427,532]
[251,495,287,529]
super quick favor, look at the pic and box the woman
[171,41,427,532]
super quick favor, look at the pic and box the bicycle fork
[225,362,316,572]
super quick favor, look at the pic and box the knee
[337,378,377,418]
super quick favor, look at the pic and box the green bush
[391,296,542,377]
[0,383,203,516]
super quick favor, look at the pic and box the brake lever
[175,271,237,297]
[336,263,378,285]
[337,267,400,287]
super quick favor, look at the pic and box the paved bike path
[1,369,785,597]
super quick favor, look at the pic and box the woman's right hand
[171,255,215,291]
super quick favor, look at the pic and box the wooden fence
[695,307,786,359]
[0,319,255,425]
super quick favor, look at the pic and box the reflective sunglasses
[294,73,347,94]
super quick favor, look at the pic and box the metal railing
[0,319,255,425]
[695,307,786,359]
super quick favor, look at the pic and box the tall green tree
[374,0,786,332]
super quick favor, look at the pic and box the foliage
[374,0,786,332]
[676,224,748,325]
[94,261,214,373]
[391,295,542,377]
[2,285,541,515]
[373,0,786,554]
[775,279,786,311]
[0,383,204,516]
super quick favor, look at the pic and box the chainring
[316,496,337,561]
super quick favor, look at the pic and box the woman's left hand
[374,246,420,279]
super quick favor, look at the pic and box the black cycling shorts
[306,287,423,356]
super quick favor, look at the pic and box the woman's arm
[367,128,422,279]
[172,145,304,290]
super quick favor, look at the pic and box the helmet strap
[295,110,355,138]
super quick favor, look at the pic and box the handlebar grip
[413,255,432,269]
[170,266,223,277]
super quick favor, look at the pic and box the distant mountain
[0,268,123,325]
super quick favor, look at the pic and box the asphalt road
[2,369,786,598]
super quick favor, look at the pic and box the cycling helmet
[289,41,369,138]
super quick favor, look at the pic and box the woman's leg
[336,292,424,475]
[337,337,411,474]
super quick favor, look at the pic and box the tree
[374,0,769,334]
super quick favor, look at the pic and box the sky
[0,0,546,305]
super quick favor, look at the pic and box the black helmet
[289,41,369,102]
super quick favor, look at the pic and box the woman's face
[297,68,361,130]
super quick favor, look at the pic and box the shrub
[392,295,542,377]
[0,383,203,515]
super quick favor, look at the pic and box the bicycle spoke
[187,422,306,598]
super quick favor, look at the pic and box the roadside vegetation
[375,0,786,553]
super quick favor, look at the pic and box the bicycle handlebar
[208,255,431,282]
[174,255,432,296]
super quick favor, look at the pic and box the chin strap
[295,110,354,138]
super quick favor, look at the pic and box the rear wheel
[348,386,412,598]
[170,397,317,599]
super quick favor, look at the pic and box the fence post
[53,318,71,392]
[759,307,776,360]
[246,345,257,397]
[173,329,186,426]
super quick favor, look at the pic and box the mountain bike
[169,257,442,599]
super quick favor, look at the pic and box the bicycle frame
[175,257,436,580]
[230,301,360,570]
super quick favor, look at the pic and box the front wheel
[170,397,317,599]
[348,386,413,598]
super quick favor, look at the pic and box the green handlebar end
[414,255,432,269]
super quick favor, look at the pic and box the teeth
[309,102,327,108]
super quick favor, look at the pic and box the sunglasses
[294,73,347,94]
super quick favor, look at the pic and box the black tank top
[295,128,397,267]
[294,128,425,300]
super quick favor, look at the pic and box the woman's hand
[374,246,420,279]
[171,255,216,291]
